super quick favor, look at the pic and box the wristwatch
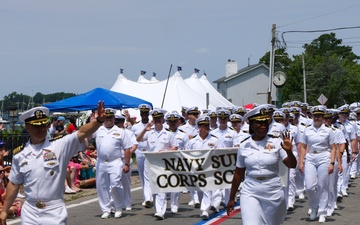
[330,162,335,165]
[125,163,130,167]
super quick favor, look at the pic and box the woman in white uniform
[227,105,297,225]
[298,106,336,223]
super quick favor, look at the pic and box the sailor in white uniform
[227,105,297,225]
[131,104,152,207]
[298,106,336,223]
[136,108,178,220]
[93,108,132,219]
[0,103,106,225]
[186,115,221,220]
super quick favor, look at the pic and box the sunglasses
[0,170,5,174]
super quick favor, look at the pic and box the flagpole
[161,64,173,108]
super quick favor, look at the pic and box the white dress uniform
[169,128,189,213]
[93,125,131,214]
[327,125,345,216]
[349,119,359,177]
[179,120,200,206]
[336,120,356,195]
[131,121,149,202]
[121,128,138,209]
[237,135,288,225]
[179,121,198,137]
[186,132,220,216]
[301,123,335,217]
[210,126,236,206]
[142,127,178,217]
[284,123,301,208]
[9,132,85,225]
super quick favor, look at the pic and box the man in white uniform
[0,102,106,225]
[131,104,152,206]
[165,111,189,214]
[93,108,132,219]
[115,114,138,211]
[186,115,220,220]
[136,108,178,220]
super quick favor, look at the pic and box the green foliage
[275,32,360,107]
[0,92,76,113]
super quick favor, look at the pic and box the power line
[278,3,360,28]
[281,25,360,50]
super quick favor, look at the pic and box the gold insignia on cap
[35,110,44,119]
[260,108,267,115]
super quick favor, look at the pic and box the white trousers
[22,201,67,225]
[328,160,339,214]
[96,158,124,213]
[143,161,153,202]
[200,189,221,212]
[121,158,133,208]
[304,152,330,216]
[338,152,350,193]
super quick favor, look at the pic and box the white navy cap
[280,108,291,116]
[229,114,243,122]
[19,106,50,125]
[310,105,327,115]
[150,108,167,118]
[105,108,116,116]
[181,106,188,113]
[353,107,360,114]
[337,104,350,114]
[186,106,200,115]
[290,107,301,115]
[243,105,270,122]
[165,112,181,121]
[216,109,230,118]
[282,102,291,108]
[115,114,126,120]
[196,115,210,125]
[273,110,285,119]
[138,104,152,112]
[233,106,246,115]
[290,101,302,107]
[207,110,217,118]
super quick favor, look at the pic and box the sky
[1,1,360,100]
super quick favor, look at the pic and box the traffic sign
[317,94,327,105]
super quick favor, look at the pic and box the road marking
[193,203,240,225]
[7,186,143,224]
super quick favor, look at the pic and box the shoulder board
[333,125,339,128]
[50,134,67,142]
[242,130,249,134]
[178,129,185,133]
[240,136,251,143]
[165,128,172,132]
[268,134,280,138]
[190,135,197,140]
[211,134,218,139]
[229,127,234,130]
[325,124,331,128]
[135,121,140,124]
[338,121,344,125]
[13,144,25,155]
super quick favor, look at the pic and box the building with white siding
[213,60,278,106]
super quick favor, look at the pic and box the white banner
[144,148,238,194]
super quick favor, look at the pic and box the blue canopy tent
[43,88,153,112]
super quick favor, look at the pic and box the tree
[279,32,360,107]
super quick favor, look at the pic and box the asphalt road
[6,174,360,225]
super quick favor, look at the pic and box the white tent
[110,72,216,113]
[137,75,152,83]
[198,74,234,106]
[185,73,234,108]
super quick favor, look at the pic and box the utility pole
[268,24,276,104]
[302,54,307,103]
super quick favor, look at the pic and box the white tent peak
[137,75,151,83]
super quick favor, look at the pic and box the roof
[213,63,269,83]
